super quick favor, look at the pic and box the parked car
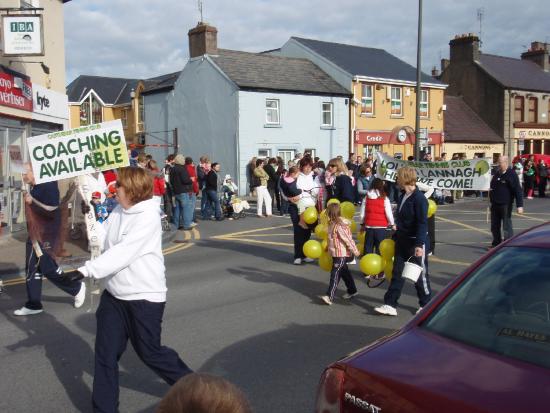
[315,223,550,413]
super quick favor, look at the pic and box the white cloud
[64,0,550,83]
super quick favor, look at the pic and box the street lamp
[414,0,423,160]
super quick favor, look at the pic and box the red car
[315,223,550,413]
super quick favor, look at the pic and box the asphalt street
[0,196,548,412]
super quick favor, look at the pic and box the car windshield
[422,246,550,370]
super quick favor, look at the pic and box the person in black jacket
[375,166,431,316]
[490,156,523,247]
[205,163,223,221]
[170,154,195,230]
[327,158,355,203]
[264,158,279,213]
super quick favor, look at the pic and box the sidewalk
[0,225,177,280]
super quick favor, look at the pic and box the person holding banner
[13,165,86,316]
[375,167,431,316]
[75,167,193,412]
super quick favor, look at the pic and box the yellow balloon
[327,198,340,205]
[357,231,366,243]
[314,224,328,240]
[347,220,358,233]
[340,201,355,219]
[303,240,322,259]
[319,252,333,272]
[321,239,328,251]
[319,209,328,225]
[303,207,318,224]
[360,253,384,276]
[357,243,365,255]
[379,239,395,259]
[427,199,437,218]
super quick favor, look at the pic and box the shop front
[0,67,68,233]
[442,142,504,163]
[514,127,550,156]
[355,127,443,159]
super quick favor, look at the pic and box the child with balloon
[319,203,360,305]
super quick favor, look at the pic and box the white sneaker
[416,307,423,314]
[303,257,315,263]
[189,222,198,228]
[374,304,397,316]
[293,258,302,265]
[348,258,357,265]
[320,295,332,305]
[74,282,86,308]
[14,306,43,316]
[343,292,358,299]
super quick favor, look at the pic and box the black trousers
[428,215,436,254]
[289,204,311,259]
[93,291,192,413]
[490,203,513,246]
[539,177,547,197]
[327,257,357,300]
[24,239,82,310]
[384,234,431,308]
[363,228,390,255]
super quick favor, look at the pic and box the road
[0,196,548,412]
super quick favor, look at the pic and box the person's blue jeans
[173,193,194,229]
[200,188,212,219]
[206,190,222,219]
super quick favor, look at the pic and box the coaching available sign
[375,152,491,190]
[27,120,129,184]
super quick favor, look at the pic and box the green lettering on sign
[10,22,34,33]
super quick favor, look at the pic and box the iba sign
[2,15,44,56]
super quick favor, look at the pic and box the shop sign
[518,139,525,151]
[0,71,33,111]
[32,83,69,120]
[27,120,129,184]
[355,131,391,145]
[375,152,491,190]
[514,128,550,139]
[356,130,443,145]
[2,15,44,56]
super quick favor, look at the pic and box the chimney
[449,33,480,64]
[521,41,549,72]
[431,66,439,78]
[441,58,450,73]
[188,22,218,58]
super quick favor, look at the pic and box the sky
[64,0,550,84]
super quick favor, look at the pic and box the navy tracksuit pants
[326,257,357,300]
[289,204,312,259]
[384,234,432,308]
[24,239,82,310]
[93,291,192,413]
[363,227,390,255]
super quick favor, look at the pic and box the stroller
[221,191,249,219]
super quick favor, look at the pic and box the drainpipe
[508,90,515,158]
[351,80,356,155]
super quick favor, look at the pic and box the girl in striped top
[320,203,360,305]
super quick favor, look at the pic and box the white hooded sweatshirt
[78,197,167,302]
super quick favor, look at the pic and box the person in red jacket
[359,178,395,255]
[185,157,199,224]
[147,160,166,214]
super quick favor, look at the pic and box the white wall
[238,90,349,193]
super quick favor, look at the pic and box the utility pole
[414,0,423,161]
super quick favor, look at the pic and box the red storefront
[355,127,443,159]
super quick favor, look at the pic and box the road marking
[513,212,548,222]
[239,233,293,237]
[436,215,491,235]
[429,256,470,266]
[212,224,292,239]
[164,243,194,256]
[214,237,292,248]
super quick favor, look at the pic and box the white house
[142,23,350,195]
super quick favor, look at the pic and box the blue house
[142,23,350,195]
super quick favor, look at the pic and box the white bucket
[402,257,423,282]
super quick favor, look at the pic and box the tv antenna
[477,7,485,48]
[198,0,204,23]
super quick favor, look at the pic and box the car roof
[505,222,550,248]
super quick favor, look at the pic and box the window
[420,90,429,118]
[121,109,128,128]
[138,95,145,125]
[80,100,90,126]
[258,149,271,158]
[91,95,102,124]
[528,97,538,123]
[391,87,402,116]
[422,246,550,370]
[266,99,280,125]
[321,102,333,127]
[304,148,316,159]
[277,150,295,165]
[514,96,524,122]
[361,84,374,114]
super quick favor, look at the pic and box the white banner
[27,120,129,184]
[375,152,491,190]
